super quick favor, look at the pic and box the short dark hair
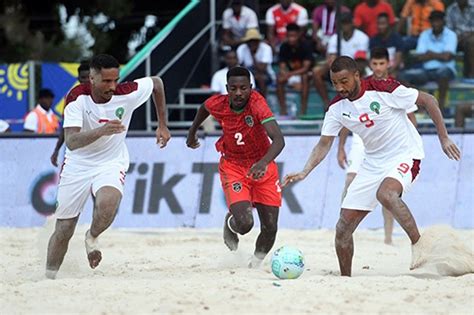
[429,10,445,21]
[377,12,389,20]
[39,88,54,99]
[330,56,358,73]
[339,12,353,24]
[370,47,389,61]
[90,54,120,71]
[78,60,90,73]
[286,23,300,33]
[226,66,251,82]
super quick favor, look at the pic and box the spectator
[211,50,256,95]
[446,0,474,78]
[354,0,396,38]
[221,0,259,50]
[398,10,457,114]
[369,13,404,73]
[0,119,10,133]
[237,28,274,96]
[23,88,59,134]
[266,0,308,53]
[77,60,91,84]
[312,12,369,108]
[354,50,372,77]
[277,23,313,117]
[398,0,445,51]
[311,0,350,55]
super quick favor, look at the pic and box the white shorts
[342,156,421,211]
[346,135,365,174]
[55,163,126,219]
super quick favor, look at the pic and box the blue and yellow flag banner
[0,63,29,131]
[41,63,80,117]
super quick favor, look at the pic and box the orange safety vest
[33,107,59,134]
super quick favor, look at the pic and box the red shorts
[219,158,282,208]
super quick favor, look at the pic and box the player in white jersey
[45,54,171,279]
[282,56,460,276]
[337,47,418,245]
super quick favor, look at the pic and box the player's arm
[150,76,171,148]
[282,135,335,187]
[407,112,417,127]
[50,129,65,166]
[337,128,350,169]
[186,104,210,149]
[64,120,125,151]
[415,91,461,160]
[248,119,285,180]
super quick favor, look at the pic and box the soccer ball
[271,246,305,279]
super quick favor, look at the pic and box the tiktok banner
[0,135,472,228]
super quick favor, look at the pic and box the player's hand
[99,120,126,136]
[186,132,200,149]
[281,172,306,188]
[156,126,171,148]
[247,161,268,180]
[441,137,461,161]
[337,147,347,169]
[50,149,59,167]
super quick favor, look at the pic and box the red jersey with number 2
[204,91,275,168]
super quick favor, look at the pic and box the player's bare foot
[223,213,239,251]
[384,239,392,245]
[87,250,102,269]
[248,255,264,268]
[45,269,58,279]
[85,229,102,269]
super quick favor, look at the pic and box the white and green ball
[271,246,305,279]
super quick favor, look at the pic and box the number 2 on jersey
[234,132,245,145]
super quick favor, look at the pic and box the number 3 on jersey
[359,113,375,128]
[234,132,245,145]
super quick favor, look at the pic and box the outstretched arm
[282,135,335,187]
[416,91,461,160]
[151,76,171,148]
[248,120,285,179]
[65,120,125,151]
[186,104,211,149]
[50,129,65,166]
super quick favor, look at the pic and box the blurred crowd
[213,0,474,123]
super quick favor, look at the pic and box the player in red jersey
[186,66,285,268]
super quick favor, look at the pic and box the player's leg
[335,209,369,276]
[46,216,79,279]
[224,201,254,251]
[251,203,279,267]
[341,173,356,202]
[376,178,420,245]
[86,186,121,268]
[382,207,394,244]
[46,167,91,278]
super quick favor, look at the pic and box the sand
[1,224,473,315]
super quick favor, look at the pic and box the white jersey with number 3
[322,79,424,161]
[63,77,154,169]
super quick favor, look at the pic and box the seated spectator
[221,0,259,50]
[398,11,457,114]
[23,88,59,134]
[277,23,313,117]
[369,13,404,74]
[266,0,308,53]
[446,0,474,78]
[398,0,445,51]
[237,29,274,96]
[354,50,371,77]
[311,0,350,56]
[354,0,396,38]
[312,12,369,108]
[455,103,474,128]
[211,50,256,95]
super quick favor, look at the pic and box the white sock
[227,215,238,234]
[45,269,58,279]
